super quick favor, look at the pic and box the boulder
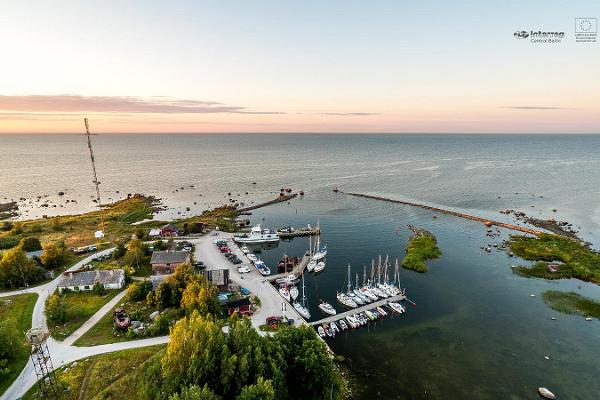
[149,311,160,321]
[130,320,142,329]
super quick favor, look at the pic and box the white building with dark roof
[58,269,125,293]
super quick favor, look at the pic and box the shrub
[46,293,67,326]
[21,237,42,252]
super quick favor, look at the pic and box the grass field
[402,233,441,273]
[48,289,123,340]
[508,234,600,284]
[0,293,38,396]
[543,290,600,319]
[23,345,164,400]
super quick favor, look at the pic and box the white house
[58,269,125,293]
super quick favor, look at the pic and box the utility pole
[84,118,106,237]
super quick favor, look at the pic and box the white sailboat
[290,285,299,300]
[314,261,326,273]
[311,221,327,261]
[293,273,311,319]
[307,235,316,272]
[319,301,337,315]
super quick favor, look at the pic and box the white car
[238,265,251,274]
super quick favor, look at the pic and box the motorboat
[317,326,326,338]
[307,259,316,272]
[293,301,311,319]
[364,310,376,321]
[338,319,348,330]
[345,316,359,329]
[538,387,556,399]
[319,301,337,315]
[247,253,258,262]
[240,245,250,254]
[330,321,340,335]
[376,306,387,316]
[388,302,405,314]
[290,286,299,300]
[234,225,280,244]
[254,260,271,276]
[314,261,326,273]
[279,287,291,302]
[336,292,358,308]
[323,323,333,337]
[275,274,297,286]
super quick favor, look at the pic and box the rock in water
[538,387,556,399]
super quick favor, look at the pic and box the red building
[225,298,252,316]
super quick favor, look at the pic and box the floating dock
[346,192,546,236]
[277,228,320,238]
[308,294,407,326]
[267,252,311,282]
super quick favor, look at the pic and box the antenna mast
[84,118,105,235]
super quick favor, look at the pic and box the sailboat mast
[370,260,375,286]
[363,265,367,287]
[378,255,382,285]
[347,265,352,293]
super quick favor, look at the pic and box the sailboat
[293,273,311,319]
[279,286,291,302]
[337,265,358,308]
[307,234,316,272]
[311,221,327,261]
[290,285,299,300]
[319,301,337,315]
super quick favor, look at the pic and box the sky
[0,0,599,134]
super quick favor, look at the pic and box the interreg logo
[513,29,564,44]
[575,18,597,43]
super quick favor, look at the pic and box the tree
[40,242,68,269]
[46,293,67,326]
[161,312,227,393]
[127,280,153,302]
[181,277,220,316]
[113,241,127,259]
[124,238,145,269]
[20,237,42,252]
[0,243,44,288]
[236,378,275,400]
[169,385,221,400]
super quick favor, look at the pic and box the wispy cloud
[0,94,283,114]
[504,106,565,110]
[318,112,379,116]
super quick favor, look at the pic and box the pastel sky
[1,0,599,133]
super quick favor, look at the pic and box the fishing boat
[240,245,250,254]
[317,326,326,338]
[254,260,271,276]
[234,224,279,244]
[314,261,326,273]
[319,301,337,315]
[292,273,311,319]
[338,319,348,330]
[289,285,299,300]
[279,286,291,302]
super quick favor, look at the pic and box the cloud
[0,94,283,114]
[504,106,565,110]
[318,112,379,116]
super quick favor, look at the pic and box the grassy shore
[402,231,441,273]
[0,293,38,396]
[543,290,600,319]
[48,289,123,340]
[508,234,600,284]
[23,345,164,400]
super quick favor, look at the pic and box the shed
[224,297,252,316]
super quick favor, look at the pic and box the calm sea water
[2,134,600,398]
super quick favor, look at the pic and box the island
[401,226,442,273]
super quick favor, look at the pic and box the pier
[346,192,546,236]
[308,294,407,326]
[236,193,297,213]
[277,227,320,238]
[266,252,311,281]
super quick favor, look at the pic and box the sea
[2,134,600,399]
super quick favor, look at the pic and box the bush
[0,221,13,232]
[21,237,42,252]
[113,242,127,259]
[0,236,20,250]
[93,282,106,295]
[40,243,68,269]
[127,280,153,302]
[46,293,67,326]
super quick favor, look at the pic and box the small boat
[323,323,333,337]
[247,253,258,262]
[307,259,316,272]
[338,319,348,330]
[319,301,337,315]
[376,306,387,316]
[538,387,556,399]
[293,301,311,319]
[337,292,358,308]
[314,261,326,273]
[234,224,280,244]
[346,316,359,328]
[312,245,327,261]
[317,326,326,338]
[275,274,298,286]
[240,245,250,254]
[279,287,291,302]
[290,286,299,300]
[254,260,271,276]
[388,302,405,314]
[364,310,377,321]
[330,321,340,334]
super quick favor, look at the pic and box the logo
[575,18,597,42]
[514,30,529,39]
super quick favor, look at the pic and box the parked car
[238,265,251,274]
[87,245,97,252]
[193,261,206,268]
[219,247,231,253]
[231,257,242,265]
[240,287,250,295]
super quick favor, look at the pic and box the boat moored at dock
[234,225,280,244]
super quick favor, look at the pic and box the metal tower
[26,328,60,399]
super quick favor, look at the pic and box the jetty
[236,193,297,213]
[267,252,311,282]
[277,227,320,238]
[308,294,407,326]
[346,192,546,236]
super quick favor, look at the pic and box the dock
[266,252,311,282]
[277,228,320,238]
[346,192,546,236]
[308,294,407,326]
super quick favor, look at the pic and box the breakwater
[236,193,297,213]
[346,192,546,236]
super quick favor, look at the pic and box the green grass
[402,234,442,273]
[23,345,164,400]
[543,290,600,319]
[48,289,123,340]
[0,293,38,396]
[74,298,159,346]
[508,234,600,284]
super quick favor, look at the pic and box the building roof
[225,297,251,308]
[150,250,190,265]
[59,269,125,288]
[161,223,180,232]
